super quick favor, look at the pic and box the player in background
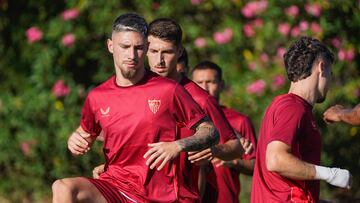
[251,36,352,203]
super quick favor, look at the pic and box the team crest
[148,99,161,114]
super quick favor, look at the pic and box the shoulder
[271,94,307,114]
[86,76,115,99]
[147,71,180,90]
[181,77,210,105]
[223,106,252,124]
[266,94,308,125]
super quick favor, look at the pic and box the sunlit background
[0,0,359,202]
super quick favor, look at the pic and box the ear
[107,39,113,54]
[145,41,149,54]
[177,46,184,59]
[317,60,326,77]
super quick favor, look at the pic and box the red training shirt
[178,76,237,203]
[81,71,206,203]
[203,106,257,203]
[251,93,321,203]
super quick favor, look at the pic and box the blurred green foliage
[0,0,359,202]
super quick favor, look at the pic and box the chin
[157,72,168,77]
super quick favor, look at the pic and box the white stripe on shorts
[119,190,138,203]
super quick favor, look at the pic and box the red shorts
[87,178,138,203]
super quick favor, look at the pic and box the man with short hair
[146,18,244,202]
[192,61,257,203]
[251,36,352,203]
[52,13,219,203]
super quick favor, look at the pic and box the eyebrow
[118,42,145,47]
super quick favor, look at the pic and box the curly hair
[284,36,334,82]
[148,18,182,47]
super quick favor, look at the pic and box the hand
[211,157,237,168]
[67,131,91,156]
[96,131,105,142]
[240,137,253,155]
[143,142,182,170]
[188,147,215,165]
[326,168,352,189]
[323,105,345,123]
[93,164,105,179]
[315,165,352,189]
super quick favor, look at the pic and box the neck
[115,66,145,87]
[288,81,316,106]
[215,96,220,103]
[168,71,183,83]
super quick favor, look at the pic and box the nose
[199,82,209,92]
[204,83,210,91]
[129,47,136,59]
[159,53,165,65]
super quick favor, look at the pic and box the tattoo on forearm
[176,117,220,151]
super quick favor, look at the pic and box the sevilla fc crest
[148,99,161,114]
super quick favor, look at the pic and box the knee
[52,179,75,201]
[52,179,70,193]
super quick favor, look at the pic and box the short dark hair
[112,13,148,38]
[178,48,188,67]
[148,18,182,46]
[192,61,222,81]
[284,36,334,82]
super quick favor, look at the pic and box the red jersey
[180,76,236,143]
[178,76,237,203]
[206,106,257,203]
[81,72,206,203]
[251,93,321,203]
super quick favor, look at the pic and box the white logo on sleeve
[148,100,161,114]
[100,107,110,117]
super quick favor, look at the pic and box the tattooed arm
[176,117,220,151]
[144,117,219,170]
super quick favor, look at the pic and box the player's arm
[266,140,351,188]
[177,117,220,151]
[324,104,360,125]
[188,136,243,165]
[188,100,245,164]
[67,126,97,156]
[232,159,255,175]
[211,136,255,174]
[212,139,254,174]
[144,117,219,170]
[188,138,245,165]
[216,158,255,175]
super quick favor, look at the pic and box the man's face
[107,31,147,79]
[147,35,181,79]
[316,59,332,103]
[192,69,222,99]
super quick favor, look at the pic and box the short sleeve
[204,96,237,143]
[170,84,206,130]
[268,103,304,147]
[239,116,257,160]
[80,94,102,136]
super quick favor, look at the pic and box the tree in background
[0,0,359,202]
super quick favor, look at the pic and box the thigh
[62,177,108,203]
